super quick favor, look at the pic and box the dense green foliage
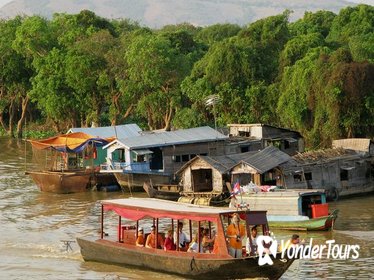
[0,5,373,148]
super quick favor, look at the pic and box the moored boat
[230,188,338,231]
[26,132,118,193]
[142,181,180,201]
[77,198,294,279]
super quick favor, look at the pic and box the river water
[0,137,373,279]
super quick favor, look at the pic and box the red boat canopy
[102,198,239,223]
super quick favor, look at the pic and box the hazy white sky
[0,0,373,9]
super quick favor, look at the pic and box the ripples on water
[0,137,373,279]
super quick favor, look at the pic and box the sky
[0,0,373,9]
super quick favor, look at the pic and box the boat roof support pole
[176,219,180,251]
[189,220,192,245]
[100,204,104,239]
[118,216,122,242]
[156,218,159,249]
[198,221,201,253]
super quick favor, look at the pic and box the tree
[195,23,241,45]
[289,10,336,38]
[327,4,374,44]
[125,32,190,130]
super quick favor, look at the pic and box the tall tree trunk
[8,98,16,137]
[0,114,7,132]
[16,95,29,138]
[163,101,173,131]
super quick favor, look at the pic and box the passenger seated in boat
[246,226,258,255]
[226,213,245,258]
[135,227,144,247]
[187,232,203,253]
[202,228,215,253]
[164,229,176,251]
[145,225,164,249]
[174,221,189,250]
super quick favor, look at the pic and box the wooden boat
[77,198,294,279]
[113,171,172,192]
[26,170,92,193]
[143,181,180,201]
[27,132,118,193]
[230,189,339,231]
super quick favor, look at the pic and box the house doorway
[192,169,213,192]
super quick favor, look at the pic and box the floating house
[227,123,304,155]
[101,126,228,190]
[67,124,142,168]
[283,138,374,200]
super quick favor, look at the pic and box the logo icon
[256,235,278,266]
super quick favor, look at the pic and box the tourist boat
[26,132,118,194]
[230,188,338,231]
[77,198,294,279]
[142,181,181,201]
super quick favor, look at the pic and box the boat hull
[114,172,172,191]
[77,238,294,280]
[26,170,117,194]
[143,182,180,201]
[268,210,339,231]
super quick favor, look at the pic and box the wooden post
[118,215,122,242]
[100,205,104,239]
[176,220,180,251]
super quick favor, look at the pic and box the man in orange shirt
[145,225,164,249]
[226,213,245,258]
[135,227,144,247]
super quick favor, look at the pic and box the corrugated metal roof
[240,146,292,173]
[177,151,257,174]
[68,124,142,139]
[116,126,228,149]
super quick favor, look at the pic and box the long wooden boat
[26,170,91,193]
[77,198,294,279]
[143,181,180,201]
[26,170,118,194]
[112,171,172,192]
[230,189,339,231]
[268,209,339,231]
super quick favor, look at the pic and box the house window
[293,174,303,182]
[304,172,312,181]
[340,169,348,181]
[241,146,249,153]
[175,155,181,163]
[284,140,290,149]
[190,154,196,160]
[182,154,189,162]
[239,131,250,137]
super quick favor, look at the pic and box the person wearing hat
[136,227,144,247]
[145,225,164,249]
